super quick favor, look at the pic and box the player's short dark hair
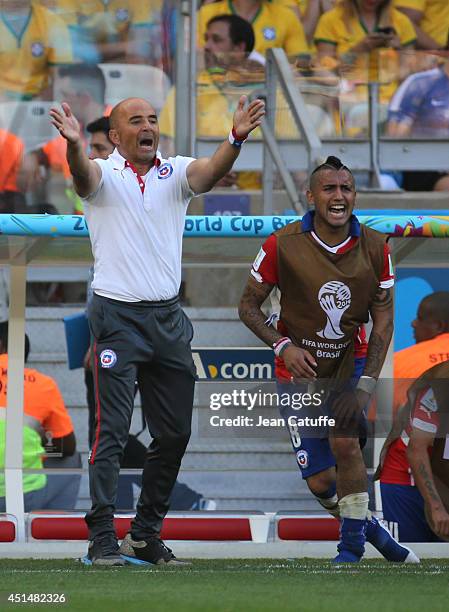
[57,64,106,104]
[309,156,354,189]
[422,292,449,325]
[207,14,255,53]
[86,116,112,143]
[0,321,30,363]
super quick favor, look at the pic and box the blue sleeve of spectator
[388,74,427,124]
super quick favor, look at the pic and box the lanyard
[124,160,146,194]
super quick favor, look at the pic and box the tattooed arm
[333,286,396,426]
[364,286,394,379]
[238,277,281,347]
[238,277,317,379]
[407,426,449,538]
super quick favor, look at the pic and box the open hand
[49,102,81,144]
[430,506,449,539]
[232,95,265,140]
[282,345,317,380]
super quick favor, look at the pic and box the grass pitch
[0,558,448,611]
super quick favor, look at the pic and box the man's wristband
[273,337,292,357]
[228,127,248,147]
[356,375,377,395]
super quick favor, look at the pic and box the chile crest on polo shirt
[157,162,173,179]
[100,349,117,368]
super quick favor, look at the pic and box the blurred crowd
[0,0,448,215]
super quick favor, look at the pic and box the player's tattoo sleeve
[407,432,443,510]
[364,286,394,378]
[417,461,441,505]
[238,278,282,347]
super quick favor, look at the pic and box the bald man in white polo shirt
[50,96,264,566]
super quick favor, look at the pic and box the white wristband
[273,337,292,357]
[228,127,247,147]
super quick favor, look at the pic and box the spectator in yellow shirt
[161,14,265,189]
[394,0,449,50]
[197,0,309,58]
[0,0,72,100]
[53,0,163,64]
[163,13,335,189]
[314,0,416,129]
[201,1,337,45]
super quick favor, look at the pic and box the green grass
[0,559,448,612]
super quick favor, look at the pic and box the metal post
[189,0,197,157]
[175,0,196,155]
[263,52,276,214]
[268,49,323,174]
[4,263,27,542]
[260,122,304,213]
[368,81,382,189]
[373,334,395,513]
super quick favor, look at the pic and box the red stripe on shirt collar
[123,156,161,194]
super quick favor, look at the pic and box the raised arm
[49,102,102,198]
[186,95,264,194]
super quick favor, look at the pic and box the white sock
[339,492,369,520]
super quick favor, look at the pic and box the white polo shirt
[83,148,195,302]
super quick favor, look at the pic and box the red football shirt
[251,229,394,381]
[380,386,440,486]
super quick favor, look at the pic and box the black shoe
[84,533,125,566]
[119,533,190,566]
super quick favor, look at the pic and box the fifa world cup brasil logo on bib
[317,281,351,340]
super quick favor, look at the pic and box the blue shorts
[381,482,441,542]
[277,357,367,480]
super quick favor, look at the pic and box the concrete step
[26,306,262,356]
[76,448,298,471]
[73,470,318,513]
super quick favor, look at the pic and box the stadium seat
[28,512,270,542]
[99,64,171,113]
[0,101,58,153]
[0,514,17,542]
[276,515,340,540]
